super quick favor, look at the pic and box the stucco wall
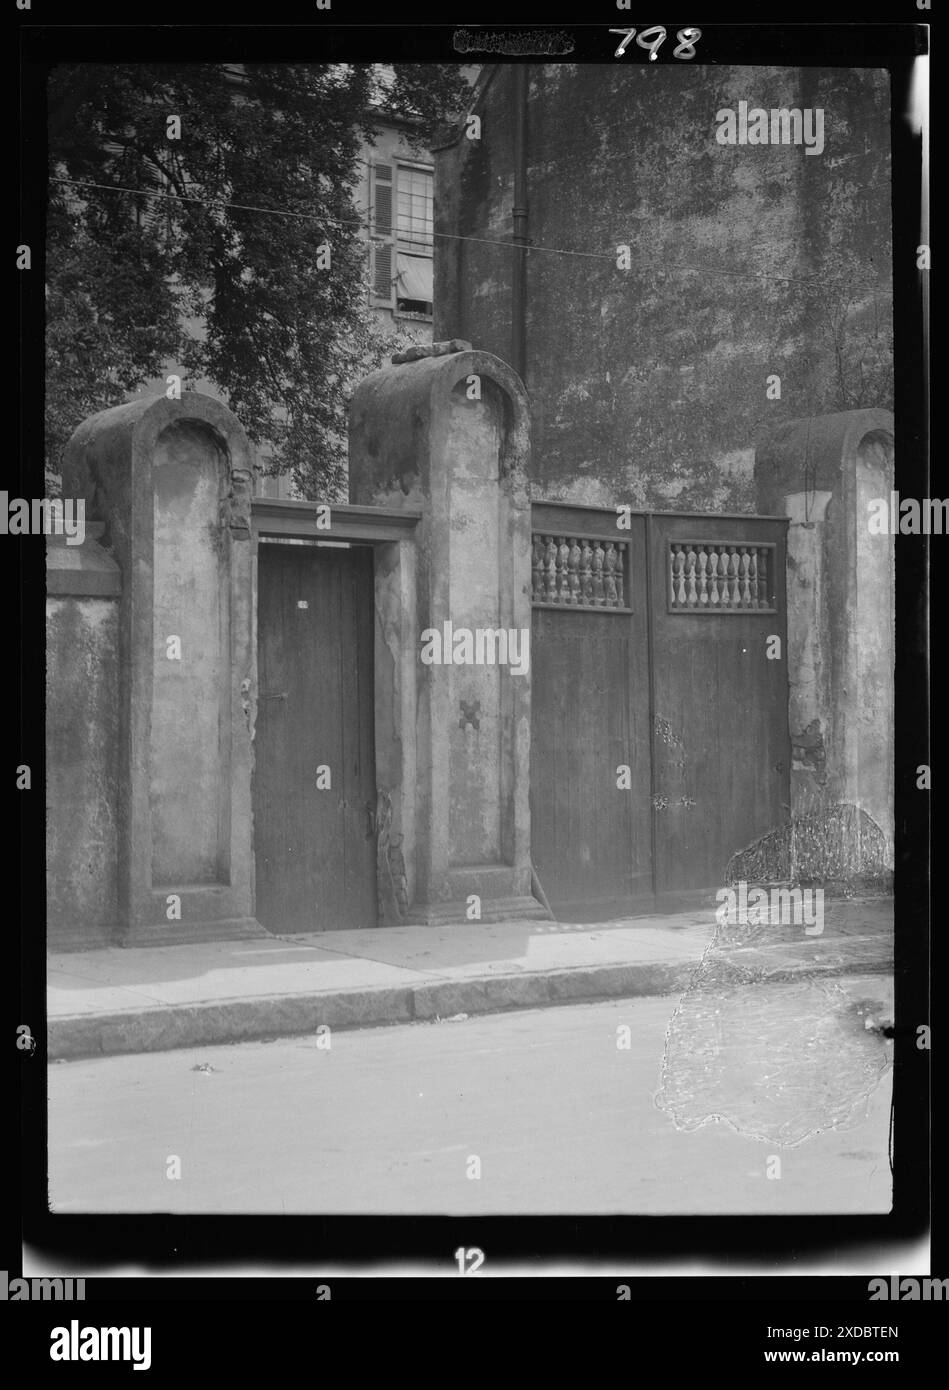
[756,409,895,864]
[46,594,121,947]
[435,64,892,510]
[349,347,539,922]
[59,392,261,946]
[447,385,504,866]
[150,420,226,885]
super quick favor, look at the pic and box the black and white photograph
[11,6,934,1316]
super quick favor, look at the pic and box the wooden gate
[253,542,377,932]
[530,505,790,916]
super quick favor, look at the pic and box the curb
[48,960,696,1060]
[47,946,893,1061]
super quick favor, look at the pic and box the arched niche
[60,392,261,944]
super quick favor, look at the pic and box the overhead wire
[49,175,891,295]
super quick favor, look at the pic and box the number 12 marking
[454,1246,485,1275]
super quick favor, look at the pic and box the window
[396,166,433,253]
[370,161,433,318]
[394,253,433,317]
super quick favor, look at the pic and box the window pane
[396,253,433,306]
[396,167,433,249]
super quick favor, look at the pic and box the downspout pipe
[512,64,529,383]
[512,65,550,915]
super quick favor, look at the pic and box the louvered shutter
[372,242,393,302]
[372,162,393,236]
[370,163,395,306]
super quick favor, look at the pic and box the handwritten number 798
[609,27,702,60]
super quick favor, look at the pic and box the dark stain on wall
[435,64,892,511]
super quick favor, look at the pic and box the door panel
[254,544,377,932]
[529,512,652,915]
[648,516,790,893]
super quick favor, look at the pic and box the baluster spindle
[592,542,606,606]
[757,547,769,608]
[708,547,719,607]
[685,546,698,607]
[604,542,619,606]
[580,539,594,604]
[532,535,545,602]
[556,537,570,604]
[671,545,685,606]
[727,547,739,607]
[544,535,558,603]
[568,538,581,604]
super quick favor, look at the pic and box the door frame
[251,499,421,925]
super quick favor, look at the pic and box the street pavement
[48,975,893,1215]
[47,896,894,1060]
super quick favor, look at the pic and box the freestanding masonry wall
[756,408,895,868]
[57,392,263,945]
[349,344,546,924]
[46,525,122,949]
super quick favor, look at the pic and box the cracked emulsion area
[654,923,892,1148]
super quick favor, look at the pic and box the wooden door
[529,506,791,916]
[253,543,377,932]
[529,511,652,917]
[648,515,790,893]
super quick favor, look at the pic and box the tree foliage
[47,63,468,496]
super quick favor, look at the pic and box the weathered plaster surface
[151,422,225,884]
[756,409,894,861]
[435,64,892,511]
[349,347,542,922]
[447,386,503,866]
[58,392,261,945]
[46,592,120,946]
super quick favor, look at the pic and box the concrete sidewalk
[48,896,894,1060]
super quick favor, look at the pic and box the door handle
[365,801,376,838]
[258,691,288,701]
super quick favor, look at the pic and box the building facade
[355,119,435,331]
[433,63,893,509]
[430,62,895,907]
[45,63,896,948]
[254,115,437,500]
